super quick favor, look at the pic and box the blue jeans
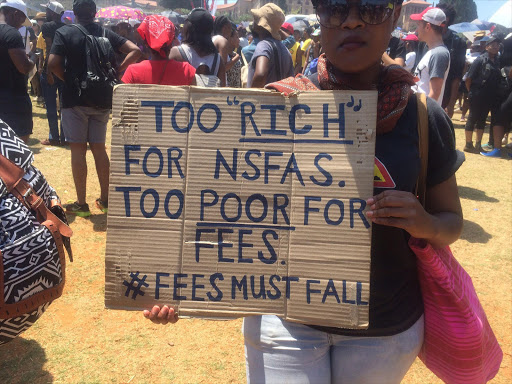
[40,73,64,142]
[243,315,424,384]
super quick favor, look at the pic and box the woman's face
[229,29,239,49]
[321,1,401,74]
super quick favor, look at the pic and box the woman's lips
[340,41,365,50]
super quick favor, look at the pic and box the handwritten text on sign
[105,86,377,329]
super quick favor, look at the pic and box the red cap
[402,34,419,41]
[281,22,294,34]
[410,7,446,26]
[410,7,433,21]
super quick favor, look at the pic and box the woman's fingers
[366,207,412,219]
[142,305,179,325]
[367,190,415,208]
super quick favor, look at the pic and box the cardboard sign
[105,85,377,329]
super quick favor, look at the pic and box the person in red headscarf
[122,15,196,85]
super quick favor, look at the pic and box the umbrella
[489,0,512,28]
[449,22,483,33]
[292,19,310,32]
[61,10,74,24]
[161,10,186,25]
[96,6,146,22]
[470,19,493,30]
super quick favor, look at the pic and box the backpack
[178,45,221,87]
[73,24,119,109]
[0,120,72,345]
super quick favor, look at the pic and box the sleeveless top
[179,44,221,76]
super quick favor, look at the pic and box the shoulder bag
[411,93,503,384]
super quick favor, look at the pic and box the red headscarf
[137,15,175,59]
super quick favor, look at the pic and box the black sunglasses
[316,0,396,28]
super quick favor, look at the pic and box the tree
[438,0,478,23]
[159,0,204,10]
[275,0,288,14]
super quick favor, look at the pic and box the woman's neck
[331,62,381,90]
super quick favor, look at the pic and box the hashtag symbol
[123,272,149,300]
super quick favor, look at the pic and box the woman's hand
[366,176,463,248]
[366,190,437,240]
[143,305,178,325]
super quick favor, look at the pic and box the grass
[0,101,510,383]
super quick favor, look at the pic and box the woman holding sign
[144,1,463,382]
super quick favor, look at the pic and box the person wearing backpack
[47,0,141,217]
[169,8,226,87]
[463,37,502,154]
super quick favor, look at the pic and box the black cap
[486,36,500,46]
[73,0,96,14]
[187,8,214,35]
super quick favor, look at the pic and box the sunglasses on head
[316,0,397,28]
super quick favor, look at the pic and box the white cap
[40,1,65,14]
[0,0,32,27]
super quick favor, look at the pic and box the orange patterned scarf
[266,54,416,134]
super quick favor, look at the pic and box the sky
[471,0,508,21]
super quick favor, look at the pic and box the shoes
[460,116,466,122]
[481,143,493,150]
[463,143,478,153]
[95,198,108,213]
[65,202,91,217]
[480,148,501,158]
[41,139,61,146]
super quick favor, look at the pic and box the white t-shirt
[414,45,450,105]
[405,51,416,73]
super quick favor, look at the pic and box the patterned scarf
[266,54,416,134]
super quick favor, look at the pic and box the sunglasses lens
[316,2,349,28]
[360,0,394,25]
[316,0,394,27]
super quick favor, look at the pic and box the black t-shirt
[310,96,458,337]
[41,21,65,70]
[443,30,466,80]
[387,36,406,62]
[41,21,65,42]
[467,52,502,99]
[50,23,127,108]
[0,24,27,94]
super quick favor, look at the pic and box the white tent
[489,0,512,28]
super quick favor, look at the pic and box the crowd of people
[0,0,509,380]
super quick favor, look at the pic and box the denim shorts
[61,106,110,143]
[243,314,424,384]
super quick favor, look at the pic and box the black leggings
[465,95,498,132]
[494,91,512,133]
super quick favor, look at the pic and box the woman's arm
[366,175,463,248]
